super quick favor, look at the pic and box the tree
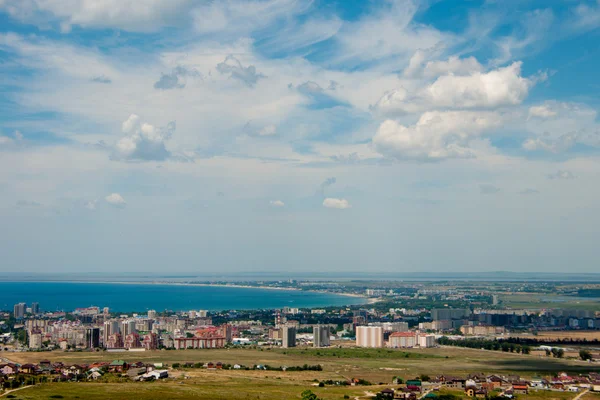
[551,348,564,358]
[301,390,321,400]
[579,349,593,361]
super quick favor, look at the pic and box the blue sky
[0,0,599,274]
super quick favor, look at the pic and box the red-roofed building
[389,331,417,348]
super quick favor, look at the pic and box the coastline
[0,280,369,307]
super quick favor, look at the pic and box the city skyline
[1,1,600,273]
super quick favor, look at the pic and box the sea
[0,282,364,312]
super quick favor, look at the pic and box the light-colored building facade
[313,325,330,347]
[388,332,417,348]
[356,326,383,348]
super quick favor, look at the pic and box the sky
[0,0,599,275]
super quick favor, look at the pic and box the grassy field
[4,346,600,384]
[500,293,600,311]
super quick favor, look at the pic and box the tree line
[437,337,531,354]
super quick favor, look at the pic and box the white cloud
[425,62,532,108]
[529,105,557,119]
[258,125,277,137]
[523,101,600,153]
[374,62,532,115]
[0,0,194,32]
[423,56,483,78]
[323,198,351,209]
[529,105,556,118]
[373,111,502,161]
[105,193,126,206]
[548,170,576,180]
[113,114,174,162]
[522,133,579,153]
[191,0,312,36]
[84,199,98,210]
[330,0,445,69]
[405,55,484,79]
[154,66,201,90]
[216,55,265,87]
[269,200,285,207]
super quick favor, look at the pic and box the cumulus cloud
[243,121,277,137]
[548,170,576,180]
[269,200,285,207]
[316,177,336,197]
[112,114,175,162]
[374,62,532,115]
[105,193,126,207]
[373,111,502,161]
[522,132,579,153]
[529,105,557,119]
[154,66,201,90]
[84,199,98,210]
[216,56,265,87]
[323,198,351,209]
[91,75,111,84]
[405,55,484,79]
[479,184,501,195]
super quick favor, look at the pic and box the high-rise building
[29,332,42,349]
[356,326,383,348]
[31,302,40,314]
[103,320,120,346]
[121,320,137,337]
[13,303,26,319]
[313,325,330,348]
[148,310,157,319]
[282,326,296,348]
[86,327,100,348]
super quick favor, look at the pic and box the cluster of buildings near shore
[3,298,600,354]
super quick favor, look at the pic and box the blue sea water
[0,282,364,312]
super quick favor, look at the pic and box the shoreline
[0,280,369,307]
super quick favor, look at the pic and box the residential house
[0,364,18,375]
[108,360,128,373]
[20,363,37,374]
[512,384,528,394]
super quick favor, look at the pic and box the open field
[4,346,600,384]
[3,347,600,400]
[499,294,600,311]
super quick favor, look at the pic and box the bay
[0,282,364,312]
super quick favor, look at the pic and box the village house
[20,363,37,374]
[0,364,18,375]
[108,360,128,373]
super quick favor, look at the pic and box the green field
[3,346,600,400]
